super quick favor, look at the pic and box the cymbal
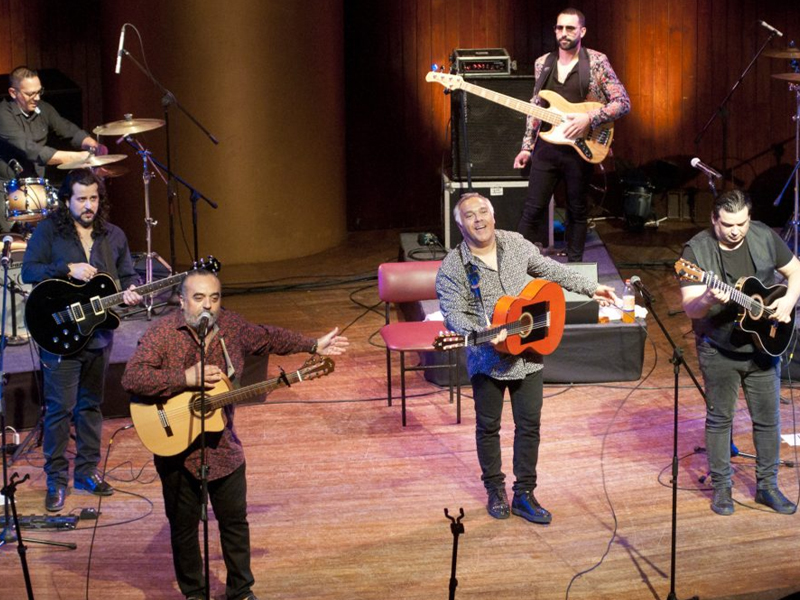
[772,72,800,83]
[764,48,800,59]
[93,164,129,179]
[92,117,165,137]
[57,154,127,170]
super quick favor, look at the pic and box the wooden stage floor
[2,220,800,600]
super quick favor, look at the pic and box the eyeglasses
[553,25,578,33]
[16,87,44,100]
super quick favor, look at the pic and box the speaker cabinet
[450,75,534,181]
[442,176,529,248]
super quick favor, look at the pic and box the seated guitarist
[436,193,616,524]
[121,269,348,600]
[21,168,142,513]
[513,7,630,262]
[680,189,800,516]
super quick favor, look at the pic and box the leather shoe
[74,473,114,496]
[511,490,552,524]
[45,485,67,512]
[710,487,734,515]
[486,488,510,519]
[755,488,797,514]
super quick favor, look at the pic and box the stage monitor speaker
[450,75,534,181]
[443,176,529,248]
[563,262,599,324]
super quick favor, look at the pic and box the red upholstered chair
[378,261,461,426]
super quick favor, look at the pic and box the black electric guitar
[426,71,614,164]
[25,256,221,356]
[674,258,795,357]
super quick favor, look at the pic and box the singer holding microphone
[680,189,800,516]
[21,168,142,512]
[0,65,107,182]
[121,268,348,600]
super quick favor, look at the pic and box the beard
[559,37,580,51]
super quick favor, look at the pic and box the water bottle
[622,279,635,323]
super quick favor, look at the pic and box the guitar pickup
[89,296,106,316]
[69,302,86,322]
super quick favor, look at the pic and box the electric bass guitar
[25,256,221,356]
[433,279,565,355]
[426,71,614,164]
[674,258,795,357]
[130,355,335,456]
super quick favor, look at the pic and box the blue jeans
[157,461,254,600]
[471,371,543,493]
[696,340,781,490]
[41,346,110,487]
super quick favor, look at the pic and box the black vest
[685,221,777,353]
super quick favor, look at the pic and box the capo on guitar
[279,366,291,387]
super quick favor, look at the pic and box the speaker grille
[451,75,534,181]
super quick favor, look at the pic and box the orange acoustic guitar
[426,71,614,164]
[433,279,565,355]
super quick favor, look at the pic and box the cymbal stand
[123,135,168,320]
[774,81,800,256]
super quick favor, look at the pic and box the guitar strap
[97,233,121,289]
[460,244,491,327]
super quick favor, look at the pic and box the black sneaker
[710,487,734,516]
[511,490,552,524]
[74,473,114,496]
[45,484,68,512]
[486,488,510,519]
[755,488,797,514]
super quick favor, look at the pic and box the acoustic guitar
[426,71,614,164]
[130,355,335,456]
[674,258,795,357]
[433,279,565,355]
[25,256,221,356]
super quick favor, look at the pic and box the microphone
[629,275,654,305]
[115,24,127,74]
[8,159,22,176]
[1,235,13,267]
[690,157,722,180]
[758,20,783,37]
[196,310,213,337]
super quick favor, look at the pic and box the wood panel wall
[345,0,800,230]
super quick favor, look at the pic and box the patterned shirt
[121,309,316,481]
[521,47,630,152]
[436,230,598,380]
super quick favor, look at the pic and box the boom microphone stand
[631,279,699,600]
[197,313,211,600]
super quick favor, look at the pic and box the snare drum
[4,177,57,222]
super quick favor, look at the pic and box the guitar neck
[99,271,189,310]
[205,370,305,410]
[702,272,771,316]
[470,316,549,346]
[457,80,562,126]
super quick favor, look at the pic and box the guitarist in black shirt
[680,189,800,516]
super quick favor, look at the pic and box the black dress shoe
[711,487,734,516]
[45,485,67,512]
[511,490,552,524]
[486,488,510,519]
[755,488,797,514]
[74,473,114,496]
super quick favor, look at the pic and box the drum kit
[765,45,800,254]
[1,115,165,343]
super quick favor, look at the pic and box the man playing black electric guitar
[680,189,800,516]
[21,168,142,512]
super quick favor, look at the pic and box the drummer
[0,65,107,183]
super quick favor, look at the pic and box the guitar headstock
[674,258,703,283]
[195,256,222,274]
[299,355,335,379]
[432,331,466,351]
[425,71,465,91]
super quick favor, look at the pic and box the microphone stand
[118,46,219,275]
[632,280,700,600]
[694,28,778,185]
[197,321,211,600]
[444,508,465,600]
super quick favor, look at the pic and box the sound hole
[519,301,549,342]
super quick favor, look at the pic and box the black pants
[157,461,254,600]
[471,371,544,493]
[517,142,594,262]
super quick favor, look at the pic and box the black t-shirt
[544,62,584,103]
